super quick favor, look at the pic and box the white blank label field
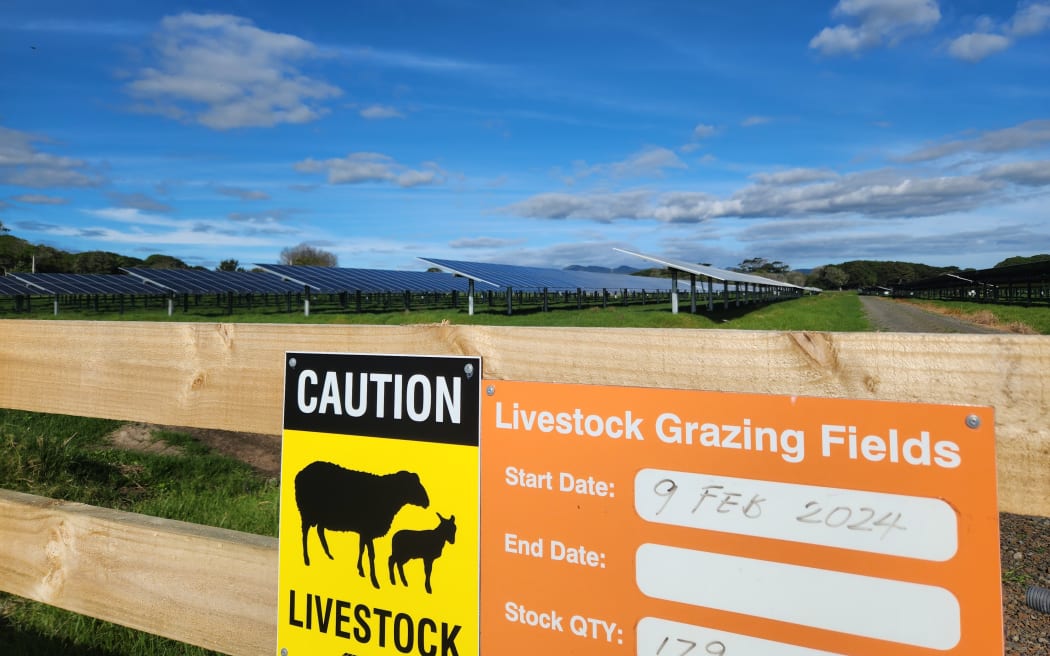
[636,544,960,650]
[634,469,957,561]
[637,617,846,656]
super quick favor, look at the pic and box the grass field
[0,290,876,331]
[1,290,1046,654]
[900,298,1050,334]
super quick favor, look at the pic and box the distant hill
[564,264,640,274]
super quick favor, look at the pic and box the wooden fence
[1,320,1048,655]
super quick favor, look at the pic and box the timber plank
[0,488,277,656]
[0,320,1047,514]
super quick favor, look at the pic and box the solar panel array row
[9,273,157,296]
[613,248,804,290]
[122,268,303,295]
[2,251,807,301]
[0,277,31,296]
[254,264,496,294]
[418,257,690,293]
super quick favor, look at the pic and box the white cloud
[504,191,651,222]
[126,13,341,129]
[901,119,1050,161]
[947,32,1011,62]
[359,104,405,119]
[750,168,839,186]
[449,236,526,249]
[983,160,1050,186]
[810,0,941,55]
[13,194,67,205]
[1011,2,1050,36]
[563,147,687,185]
[215,185,270,201]
[946,2,1050,62]
[108,192,173,213]
[0,126,103,188]
[693,123,717,138]
[294,152,448,187]
[502,161,1049,224]
[741,116,772,127]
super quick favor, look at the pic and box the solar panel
[0,276,31,297]
[122,269,304,295]
[8,273,159,296]
[613,248,802,289]
[417,257,689,293]
[254,264,496,294]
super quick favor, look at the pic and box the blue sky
[1,0,1049,272]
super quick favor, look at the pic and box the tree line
[0,228,337,274]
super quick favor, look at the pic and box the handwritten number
[847,507,875,531]
[796,500,822,523]
[654,478,678,515]
[705,641,726,655]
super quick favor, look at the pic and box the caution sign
[277,353,481,656]
[480,381,1001,656]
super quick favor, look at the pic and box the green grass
[1,290,874,331]
[0,410,278,656]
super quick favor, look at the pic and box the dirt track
[859,295,1005,333]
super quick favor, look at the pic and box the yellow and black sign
[277,353,481,656]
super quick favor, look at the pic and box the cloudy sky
[2,0,1049,271]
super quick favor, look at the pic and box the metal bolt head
[464,363,475,379]
[965,414,981,429]
[486,385,495,396]
[281,649,288,656]
[288,357,297,369]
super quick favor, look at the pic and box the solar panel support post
[670,270,679,314]
[690,274,697,314]
[303,288,311,317]
[167,295,174,317]
[404,290,411,311]
[602,289,608,309]
[355,290,362,313]
[53,296,58,316]
[723,280,730,310]
[506,286,513,315]
[707,278,714,312]
[467,280,474,316]
[542,288,549,312]
[622,288,627,307]
[576,287,582,310]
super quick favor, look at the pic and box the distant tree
[279,243,337,267]
[217,259,244,272]
[426,267,443,273]
[0,220,8,233]
[32,245,73,273]
[823,266,849,289]
[0,234,33,272]
[995,254,1050,268]
[142,254,189,269]
[630,267,673,278]
[73,251,143,274]
[735,257,790,274]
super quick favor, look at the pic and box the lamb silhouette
[388,513,457,594]
[294,461,429,589]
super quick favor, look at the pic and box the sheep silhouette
[294,460,429,589]
[388,512,457,594]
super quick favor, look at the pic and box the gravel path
[857,295,1049,653]
[859,295,1005,333]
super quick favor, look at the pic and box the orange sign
[479,381,1001,656]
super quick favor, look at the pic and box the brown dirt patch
[107,423,282,478]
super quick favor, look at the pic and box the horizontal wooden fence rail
[1,320,1048,654]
